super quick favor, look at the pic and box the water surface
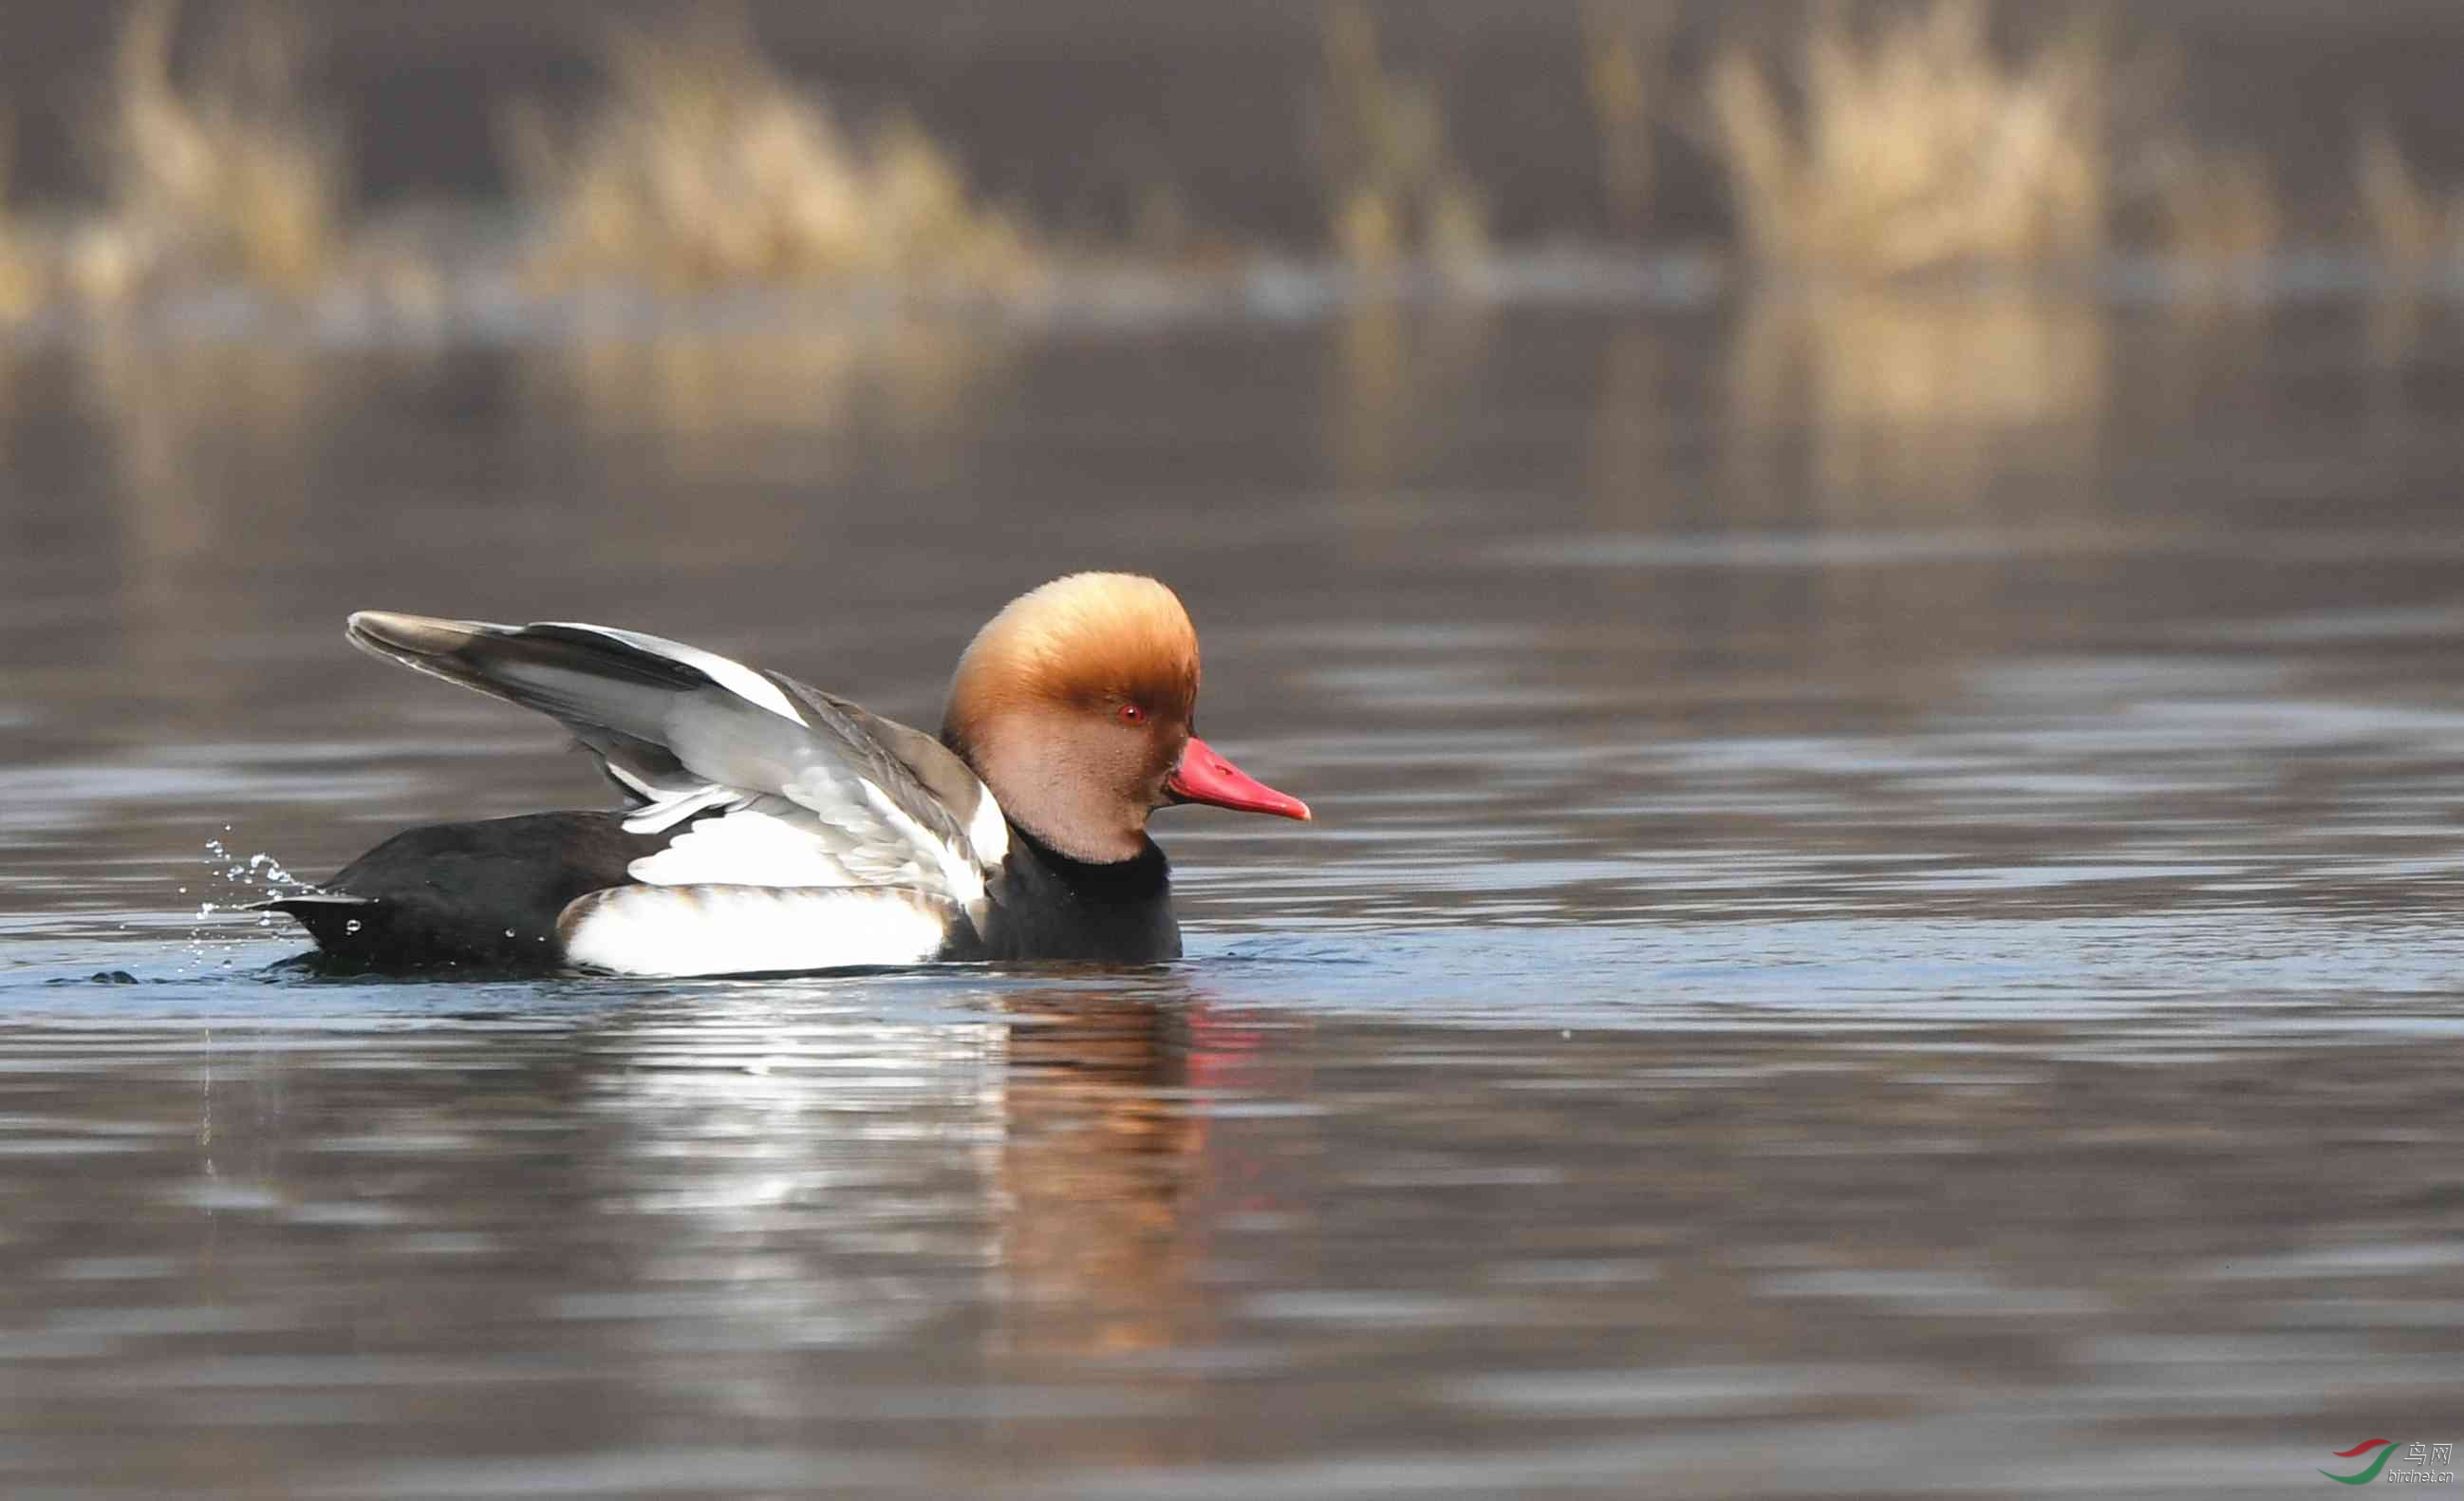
[5,291,2464,1496]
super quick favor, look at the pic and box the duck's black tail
[250,891,376,951]
[255,812,668,973]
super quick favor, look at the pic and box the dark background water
[6,289,2464,1495]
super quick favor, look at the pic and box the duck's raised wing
[345,612,1009,930]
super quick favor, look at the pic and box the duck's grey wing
[345,612,1006,928]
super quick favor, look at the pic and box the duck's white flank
[557,885,953,977]
[625,806,875,888]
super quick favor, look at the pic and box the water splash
[203,836,301,894]
[184,830,311,970]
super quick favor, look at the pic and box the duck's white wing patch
[625,787,993,938]
[535,622,807,726]
[769,679,1010,876]
[963,787,1009,869]
[854,778,989,910]
[620,783,747,835]
[558,884,958,977]
[627,802,891,888]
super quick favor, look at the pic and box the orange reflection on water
[1724,289,2109,513]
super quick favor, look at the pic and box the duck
[261,572,1310,976]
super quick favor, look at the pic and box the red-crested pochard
[262,572,1311,975]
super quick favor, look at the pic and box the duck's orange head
[942,572,1308,862]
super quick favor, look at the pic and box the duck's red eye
[1117,703,1147,726]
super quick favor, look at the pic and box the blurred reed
[1312,6,1488,272]
[1706,0,2109,278]
[0,0,2436,318]
[72,1,343,302]
[2356,122,2464,272]
[500,16,1033,292]
[1581,0,1677,239]
[2137,140,2280,288]
[0,119,46,319]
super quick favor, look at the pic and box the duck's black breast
[270,811,667,972]
[976,825,1182,964]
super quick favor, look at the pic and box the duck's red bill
[1167,736,1312,821]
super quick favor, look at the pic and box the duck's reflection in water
[557,972,1229,1372]
[990,981,1215,1360]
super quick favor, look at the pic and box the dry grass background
[1311,6,1488,272]
[501,16,1032,293]
[1706,1,2109,277]
[2357,122,2464,272]
[2137,141,2281,286]
[0,0,2455,321]
[0,121,46,319]
[1583,0,1679,240]
[75,1,343,302]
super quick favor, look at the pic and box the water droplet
[504,929,517,939]
[345,919,364,934]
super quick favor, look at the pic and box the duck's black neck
[974,820,1181,962]
[1008,822,1171,898]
